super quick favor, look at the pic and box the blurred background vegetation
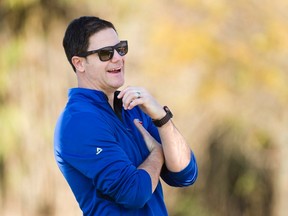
[0,0,288,215]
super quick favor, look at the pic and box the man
[54,16,198,215]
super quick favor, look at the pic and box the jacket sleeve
[59,112,153,209]
[146,117,198,187]
[160,152,198,187]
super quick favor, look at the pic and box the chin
[111,81,124,90]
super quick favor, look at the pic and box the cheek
[86,61,107,74]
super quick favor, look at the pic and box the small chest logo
[96,147,103,155]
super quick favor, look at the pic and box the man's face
[77,28,126,94]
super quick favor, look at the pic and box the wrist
[151,146,164,163]
[152,109,166,120]
[153,106,173,127]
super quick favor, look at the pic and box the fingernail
[135,119,142,124]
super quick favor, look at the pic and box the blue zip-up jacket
[54,88,198,215]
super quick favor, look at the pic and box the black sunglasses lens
[116,42,128,56]
[98,49,113,61]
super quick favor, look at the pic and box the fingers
[118,87,144,110]
[118,86,164,119]
[124,92,142,110]
[134,119,158,152]
[117,86,138,99]
[133,119,148,138]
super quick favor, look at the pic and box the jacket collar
[68,88,109,103]
[68,88,123,122]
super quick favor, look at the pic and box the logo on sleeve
[96,147,103,155]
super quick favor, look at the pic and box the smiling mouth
[108,67,122,73]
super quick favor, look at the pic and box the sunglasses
[78,40,128,62]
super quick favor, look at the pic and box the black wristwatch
[153,106,173,127]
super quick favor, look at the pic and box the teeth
[109,67,121,72]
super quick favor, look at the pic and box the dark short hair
[63,16,117,72]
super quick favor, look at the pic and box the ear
[72,56,85,72]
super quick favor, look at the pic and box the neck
[77,77,116,108]
[106,92,115,109]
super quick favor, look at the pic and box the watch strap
[153,106,173,127]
